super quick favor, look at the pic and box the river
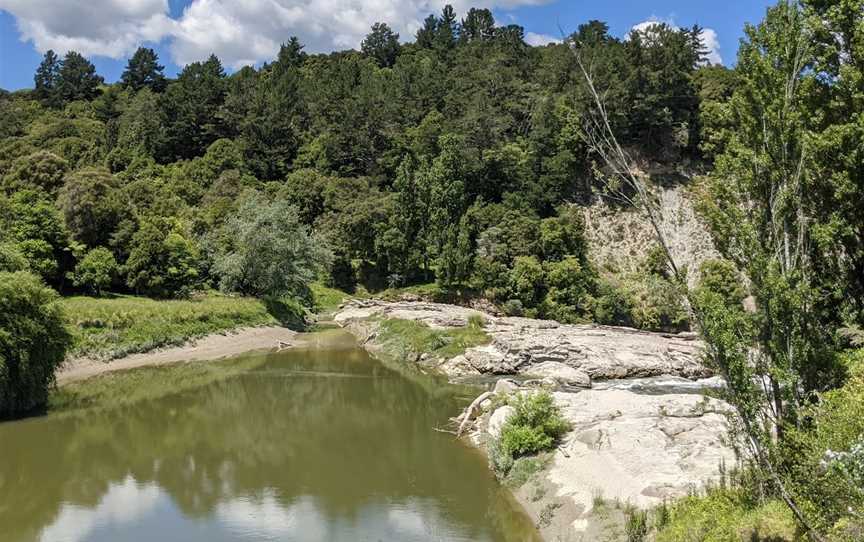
[0,329,540,542]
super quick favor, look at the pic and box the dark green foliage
[57,52,104,103]
[2,150,68,194]
[69,247,117,295]
[160,55,226,161]
[416,14,439,49]
[0,271,71,417]
[33,50,61,107]
[111,88,164,166]
[125,217,201,298]
[57,167,121,247]
[697,259,746,309]
[461,8,496,43]
[120,47,167,92]
[361,23,401,68]
[436,5,458,50]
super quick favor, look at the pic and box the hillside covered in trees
[1,1,864,539]
[1,6,720,327]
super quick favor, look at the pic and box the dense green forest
[0,6,717,324]
[1,1,863,539]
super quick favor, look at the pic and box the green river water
[0,329,540,542]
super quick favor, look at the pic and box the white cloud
[525,32,560,47]
[0,0,174,58]
[630,16,722,65]
[699,27,722,65]
[0,0,554,69]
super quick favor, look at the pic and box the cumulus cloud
[0,0,174,58]
[629,16,722,65]
[0,0,553,69]
[525,32,560,47]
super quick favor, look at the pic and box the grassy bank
[376,315,491,361]
[653,488,798,541]
[60,284,352,362]
[61,294,281,361]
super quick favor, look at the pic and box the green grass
[310,282,351,314]
[653,489,799,542]
[504,453,551,488]
[50,354,268,413]
[61,293,281,361]
[376,315,490,361]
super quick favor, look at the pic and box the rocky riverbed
[334,299,736,541]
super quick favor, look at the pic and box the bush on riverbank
[0,271,71,417]
[490,391,570,475]
[653,488,798,542]
[62,293,282,360]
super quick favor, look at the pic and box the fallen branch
[456,391,493,437]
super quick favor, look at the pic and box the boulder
[523,361,591,389]
[493,378,520,395]
[487,405,516,440]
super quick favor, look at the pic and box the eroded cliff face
[334,300,736,541]
[581,180,719,288]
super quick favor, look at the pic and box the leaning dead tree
[573,51,684,286]
[570,33,825,541]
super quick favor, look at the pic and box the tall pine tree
[57,51,103,103]
[33,50,61,107]
[121,47,167,92]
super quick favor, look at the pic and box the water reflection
[0,331,539,541]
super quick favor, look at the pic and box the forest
[0,0,863,540]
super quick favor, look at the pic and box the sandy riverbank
[57,326,299,384]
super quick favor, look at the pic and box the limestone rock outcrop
[335,300,709,381]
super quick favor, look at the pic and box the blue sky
[0,0,775,91]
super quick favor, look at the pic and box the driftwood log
[456,391,493,437]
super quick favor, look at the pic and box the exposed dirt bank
[57,326,299,384]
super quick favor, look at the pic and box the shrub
[70,247,117,295]
[0,242,29,272]
[509,256,545,306]
[591,277,633,326]
[785,348,864,537]
[542,256,596,323]
[621,273,690,332]
[502,299,524,316]
[653,488,796,542]
[625,508,649,542]
[495,391,570,473]
[0,271,71,417]
[125,218,201,298]
[697,259,746,308]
